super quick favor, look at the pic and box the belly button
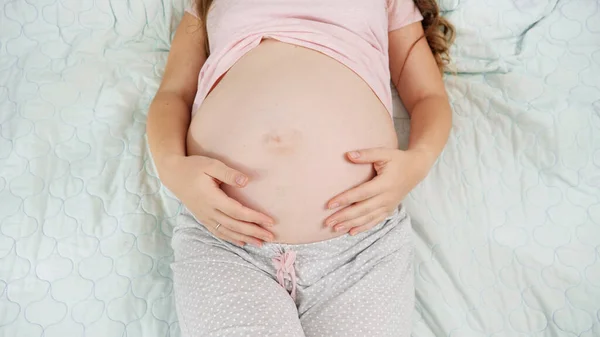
[262,129,302,155]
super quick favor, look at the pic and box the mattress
[0,0,598,336]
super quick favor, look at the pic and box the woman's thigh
[299,234,414,337]
[171,229,306,337]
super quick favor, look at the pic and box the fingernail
[236,175,247,186]
[263,235,273,242]
[253,241,263,248]
[329,203,339,210]
[326,219,337,227]
[263,221,274,227]
[348,151,360,159]
[335,226,345,232]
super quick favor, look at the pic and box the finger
[217,224,265,248]
[201,157,249,187]
[205,220,246,247]
[348,212,389,236]
[327,197,384,229]
[327,178,384,210]
[331,208,383,233]
[213,191,275,226]
[182,200,248,247]
[347,147,394,164]
[214,210,275,243]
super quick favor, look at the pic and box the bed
[0,0,598,336]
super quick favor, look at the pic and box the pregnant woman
[147,0,453,336]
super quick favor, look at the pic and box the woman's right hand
[159,154,275,247]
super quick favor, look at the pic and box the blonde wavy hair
[194,0,455,72]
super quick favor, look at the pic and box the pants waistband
[242,206,407,260]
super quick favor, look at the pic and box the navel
[262,129,302,156]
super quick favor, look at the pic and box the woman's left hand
[324,147,435,235]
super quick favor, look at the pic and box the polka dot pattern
[171,208,414,337]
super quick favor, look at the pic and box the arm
[147,13,275,247]
[147,12,206,180]
[389,22,452,167]
[324,22,452,234]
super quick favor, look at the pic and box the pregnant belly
[187,40,397,244]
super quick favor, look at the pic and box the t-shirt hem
[389,14,423,32]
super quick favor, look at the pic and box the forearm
[406,94,452,166]
[146,91,191,174]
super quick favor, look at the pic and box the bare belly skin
[187,40,397,244]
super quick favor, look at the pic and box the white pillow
[439,0,461,12]
[443,0,558,73]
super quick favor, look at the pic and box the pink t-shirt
[186,0,422,116]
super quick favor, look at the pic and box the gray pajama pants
[171,207,414,337]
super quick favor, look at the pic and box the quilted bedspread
[1,0,599,336]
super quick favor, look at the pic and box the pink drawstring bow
[272,250,298,300]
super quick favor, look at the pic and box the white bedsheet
[402,0,600,335]
[1,0,599,336]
